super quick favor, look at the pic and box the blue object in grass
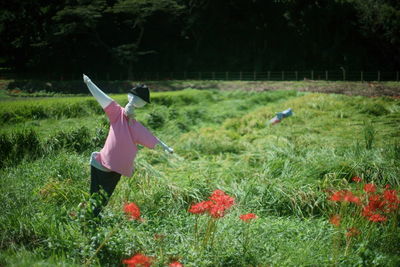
[269,108,293,124]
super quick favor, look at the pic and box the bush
[146,111,166,129]
[0,129,42,168]
[46,126,93,153]
[0,97,100,125]
[359,102,389,116]
[0,126,102,169]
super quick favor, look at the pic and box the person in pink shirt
[83,74,173,216]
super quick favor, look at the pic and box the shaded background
[0,0,399,80]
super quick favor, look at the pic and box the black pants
[90,166,121,217]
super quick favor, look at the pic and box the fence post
[198,72,201,80]
[282,71,284,80]
[295,71,298,81]
[267,71,271,81]
[361,71,363,82]
[239,71,242,80]
[343,69,346,81]
[377,71,380,81]
[397,71,399,81]
[325,70,328,81]
[253,71,256,81]
[311,70,314,80]
[226,72,228,80]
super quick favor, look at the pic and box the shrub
[0,133,14,168]
[0,129,42,168]
[46,126,92,153]
[0,97,100,124]
[359,102,389,116]
[146,111,166,129]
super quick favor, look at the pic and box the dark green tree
[344,0,400,68]
[0,0,61,72]
[110,0,184,78]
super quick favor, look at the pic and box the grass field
[0,82,399,266]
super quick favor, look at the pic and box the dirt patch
[146,80,400,97]
[2,79,399,97]
[207,81,400,97]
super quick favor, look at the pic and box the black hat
[129,84,150,103]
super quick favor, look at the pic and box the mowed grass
[0,87,399,266]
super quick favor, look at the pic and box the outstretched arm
[156,138,174,154]
[83,74,113,108]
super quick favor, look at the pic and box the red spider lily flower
[239,213,258,222]
[362,205,375,217]
[381,190,400,213]
[343,191,361,205]
[124,202,141,220]
[368,194,386,210]
[189,190,235,218]
[385,202,399,212]
[368,194,380,202]
[364,183,376,193]
[329,190,345,202]
[346,227,361,238]
[209,189,235,209]
[122,253,152,267]
[368,214,387,222]
[383,189,399,203]
[188,201,213,214]
[329,214,341,227]
[385,184,391,189]
[169,262,184,267]
[209,204,226,218]
[352,176,362,183]
[329,190,360,204]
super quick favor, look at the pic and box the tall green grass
[0,89,399,266]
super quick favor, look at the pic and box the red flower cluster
[362,188,399,222]
[329,190,361,205]
[352,176,362,183]
[329,214,341,227]
[363,183,376,193]
[329,183,399,224]
[346,227,361,238]
[384,189,399,204]
[124,202,141,220]
[188,189,235,218]
[239,213,258,222]
[188,201,213,214]
[123,253,152,267]
[368,214,387,222]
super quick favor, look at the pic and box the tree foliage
[0,0,398,77]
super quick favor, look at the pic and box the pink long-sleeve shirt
[95,101,158,177]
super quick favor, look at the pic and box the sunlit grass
[0,88,399,266]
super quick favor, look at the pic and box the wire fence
[1,70,400,82]
[128,70,400,82]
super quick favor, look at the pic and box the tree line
[1,0,399,79]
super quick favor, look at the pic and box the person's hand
[157,139,174,154]
[165,146,174,154]
[83,74,91,84]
